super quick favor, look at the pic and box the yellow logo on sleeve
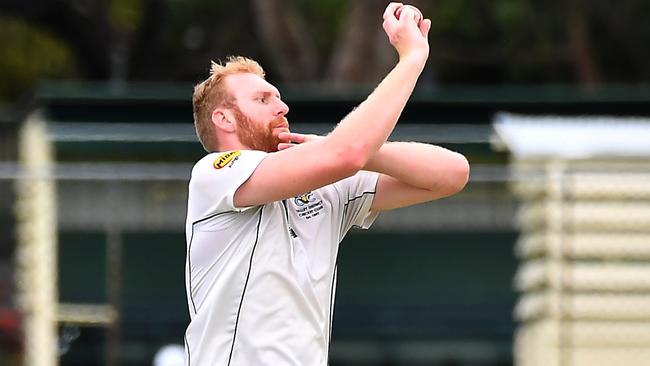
[213,150,241,169]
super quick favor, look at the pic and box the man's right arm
[234,3,431,208]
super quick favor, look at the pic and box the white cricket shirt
[184,150,379,365]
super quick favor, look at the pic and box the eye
[258,96,268,104]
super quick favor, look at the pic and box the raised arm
[234,3,432,208]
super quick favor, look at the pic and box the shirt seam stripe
[187,211,229,315]
[340,190,376,234]
[227,208,264,366]
[327,265,338,355]
[330,190,376,362]
[184,334,190,366]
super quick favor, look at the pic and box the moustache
[270,116,290,129]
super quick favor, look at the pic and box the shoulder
[191,150,268,179]
[187,150,271,214]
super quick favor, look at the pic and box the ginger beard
[232,106,289,153]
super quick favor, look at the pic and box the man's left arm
[278,133,470,211]
[364,141,469,211]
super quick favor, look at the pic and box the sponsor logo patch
[213,150,241,169]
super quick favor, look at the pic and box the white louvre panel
[517,233,650,259]
[494,114,650,366]
[515,261,650,292]
[516,320,650,366]
[516,292,650,321]
[517,201,650,231]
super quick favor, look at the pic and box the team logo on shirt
[294,192,324,220]
[294,192,315,206]
[213,150,241,169]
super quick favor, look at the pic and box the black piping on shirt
[187,211,229,315]
[328,190,376,361]
[184,334,190,366]
[339,190,377,234]
[227,208,264,365]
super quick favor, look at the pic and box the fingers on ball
[394,5,422,24]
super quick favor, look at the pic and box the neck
[215,136,249,153]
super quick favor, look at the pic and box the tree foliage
[1,0,650,103]
[0,18,77,101]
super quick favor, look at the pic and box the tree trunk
[250,0,318,82]
[326,1,397,85]
[127,0,166,80]
[567,4,601,85]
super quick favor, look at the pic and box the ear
[211,108,236,133]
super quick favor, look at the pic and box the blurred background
[2,1,650,365]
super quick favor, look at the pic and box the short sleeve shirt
[184,150,379,366]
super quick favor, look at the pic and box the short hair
[192,56,265,152]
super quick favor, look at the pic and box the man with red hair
[184,3,469,365]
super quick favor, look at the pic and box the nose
[275,99,289,117]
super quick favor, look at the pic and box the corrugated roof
[493,113,650,159]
